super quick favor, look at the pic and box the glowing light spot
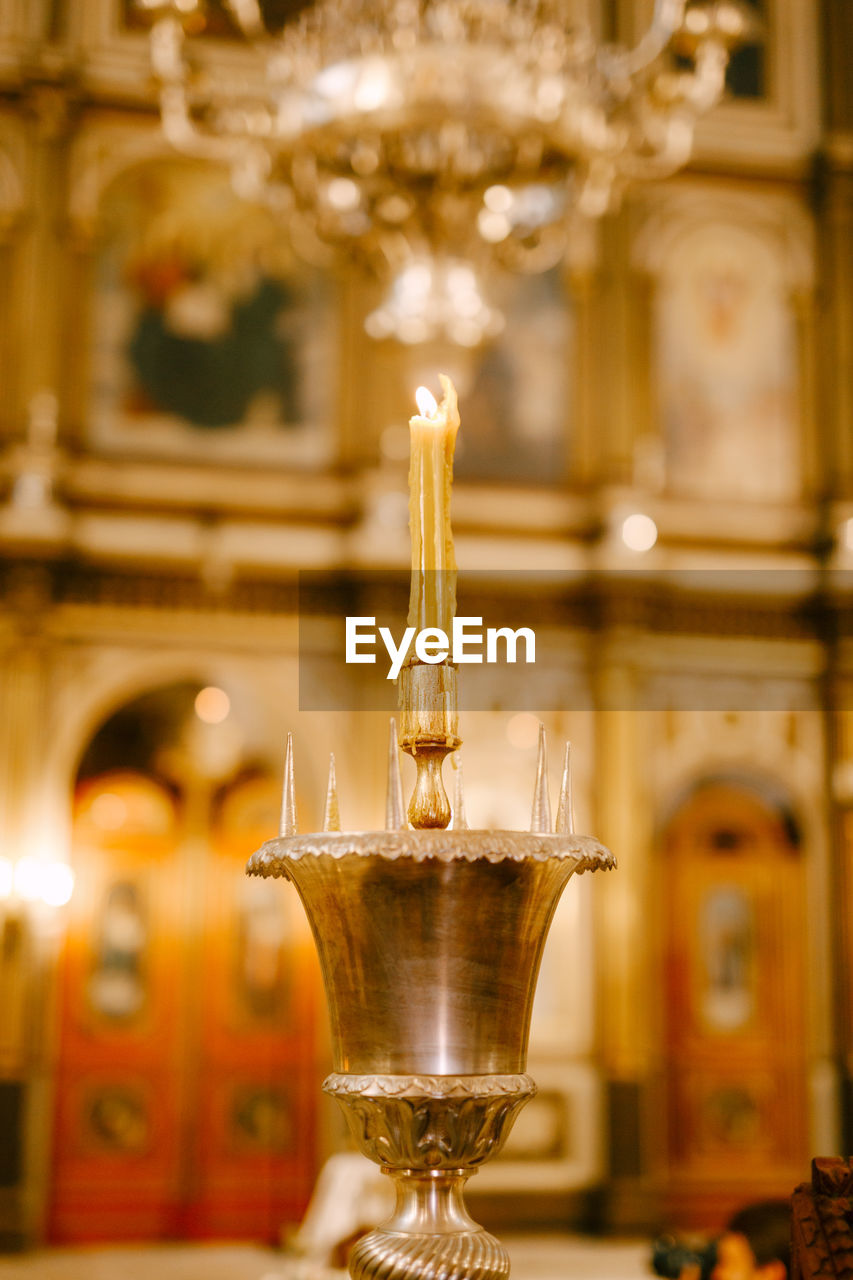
[0,858,12,900]
[478,209,511,243]
[14,858,42,902]
[484,185,513,213]
[415,386,438,417]
[195,686,231,724]
[506,712,542,751]
[354,63,391,111]
[621,513,658,552]
[326,177,361,211]
[41,862,75,908]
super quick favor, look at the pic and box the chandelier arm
[222,0,266,39]
[684,40,729,112]
[158,84,242,161]
[598,0,687,82]
[615,110,695,182]
[151,15,265,162]
[493,224,569,276]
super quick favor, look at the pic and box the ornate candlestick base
[248,823,614,1280]
[325,1072,536,1280]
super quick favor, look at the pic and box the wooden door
[50,772,185,1240]
[49,770,321,1243]
[184,773,321,1238]
[661,779,808,1228]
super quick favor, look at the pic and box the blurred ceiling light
[195,685,231,724]
[14,858,44,902]
[483,185,513,215]
[326,177,362,211]
[8,858,75,908]
[41,863,75,908]
[141,0,751,344]
[366,257,504,346]
[621,512,659,552]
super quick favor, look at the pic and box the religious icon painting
[700,884,756,1033]
[655,221,800,502]
[453,268,572,485]
[88,159,336,466]
[724,0,767,101]
[88,879,149,1023]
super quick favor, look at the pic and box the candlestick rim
[247,829,615,875]
[323,1072,537,1100]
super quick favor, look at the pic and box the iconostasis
[0,0,848,1247]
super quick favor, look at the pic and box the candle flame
[415,386,438,417]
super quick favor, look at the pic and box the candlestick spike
[323,752,341,832]
[386,719,406,831]
[450,755,468,831]
[530,723,551,833]
[279,732,297,837]
[556,741,574,835]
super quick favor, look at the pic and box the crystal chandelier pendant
[139,0,755,343]
[365,257,505,347]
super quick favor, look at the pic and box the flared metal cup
[249,829,613,1074]
[248,828,614,1280]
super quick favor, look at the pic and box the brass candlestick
[248,690,614,1280]
[248,375,613,1280]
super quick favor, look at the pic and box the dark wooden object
[791,1158,853,1280]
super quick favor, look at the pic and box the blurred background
[0,0,851,1260]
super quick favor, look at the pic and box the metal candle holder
[248,651,614,1280]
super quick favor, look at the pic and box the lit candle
[407,374,460,636]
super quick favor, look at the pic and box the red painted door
[49,770,321,1243]
[661,779,808,1229]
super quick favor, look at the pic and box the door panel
[184,774,321,1238]
[51,773,184,1241]
[662,780,807,1228]
[50,770,321,1243]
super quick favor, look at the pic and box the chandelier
[140,0,751,344]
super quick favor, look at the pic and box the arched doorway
[660,775,808,1228]
[48,681,322,1242]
